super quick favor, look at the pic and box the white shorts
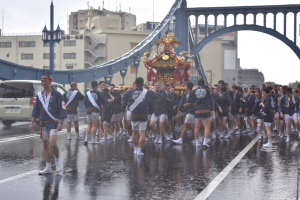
[67,114,78,122]
[132,121,147,131]
[240,114,245,118]
[274,112,279,118]
[99,116,102,121]
[249,116,257,120]
[126,110,131,121]
[257,119,264,123]
[285,114,293,123]
[293,113,299,120]
[111,114,119,122]
[103,121,111,125]
[41,128,58,141]
[150,114,167,122]
[264,122,272,127]
[184,114,195,124]
[148,114,152,121]
[87,112,100,123]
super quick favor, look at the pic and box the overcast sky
[1,0,300,85]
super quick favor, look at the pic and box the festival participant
[84,81,109,144]
[30,74,67,175]
[252,89,264,140]
[292,89,299,134]
[279,87,295,142]
[173,82,195,145]
[149,82,169,144]
[63,82,84,140]
[261,87,275,147]
[244,85,257,135]
[187,78,213,148]
[97,83,106,139]
[161,83,174,140]
[272,86,280,136]
[230,86,242,135]
[210,86,220,139]
[110,84,122,138]
[216,86,231,139]
[167,87,179,140]
[101,87,115,140]
[123,77,160,156]
[238,86,248,133]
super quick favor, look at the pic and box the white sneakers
[157,136,163,144]
[55,160,63,172]
[195,139,202,147]
[39,167,53,175]
[173,138,183,145]
[127,136,132,143]
[263,143,273,148]
[75,133,84,139]
[164,132,171,141]
[39,160,63,175]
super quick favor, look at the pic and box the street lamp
[120,68,128,85]
[133,60,140,79]
[42,1,63,78]
[104,75,113,84]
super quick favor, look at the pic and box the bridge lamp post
[120,68,128,85]
[42,2,62,78]
[104,75,113,84]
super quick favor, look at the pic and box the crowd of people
[30,74,300,175]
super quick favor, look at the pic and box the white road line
[0,125,89,144]
[195,136,259,200]
[0,170,39,184]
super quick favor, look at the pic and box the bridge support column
[284,13,287,36]
[294,12,297,44]
[214,15,218,32]
[175,0,188,54]
[205,15,208,37]
[224,15,227,27]
[195,16,199,45]
[254,13,257,25]
[273,13,277,31]
[263,13,267,27]
[244,14,247,25]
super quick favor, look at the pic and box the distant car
[0,80,66,126]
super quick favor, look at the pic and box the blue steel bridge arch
[191,24,300,59]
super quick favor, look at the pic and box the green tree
[288,81,300,89]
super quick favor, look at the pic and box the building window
[43,66,50,69]
[67,66,73,69]
[126,22,129,26]
[7,54,9,57]
[126,15,129,18]
[0,42,11,48]
[19,41,36,47]
[64,40,76,46]
[43,53,56,59]
[64,53,76,59]
[21,54,33,60]
[43,43,56,47]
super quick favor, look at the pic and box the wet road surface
[0,120,299,200]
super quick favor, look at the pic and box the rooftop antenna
[129,7,131,13]
[116,0,117,12]
[153,0,154,22]
[67,7,68,34]
[2,10,3,35]
[102,0,104,10]
[119,4,121,11]
[87,1,89,9]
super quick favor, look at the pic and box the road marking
[0,170,39,184]
[195,136,259,200]
[0,125,88,144]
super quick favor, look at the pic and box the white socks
[267,139,272,145]
[46,162,52,169]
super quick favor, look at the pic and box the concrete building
[238,68,265,86]
[69,7,136,34]
[192,25,240,86]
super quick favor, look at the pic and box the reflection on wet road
[0,122,299,199]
